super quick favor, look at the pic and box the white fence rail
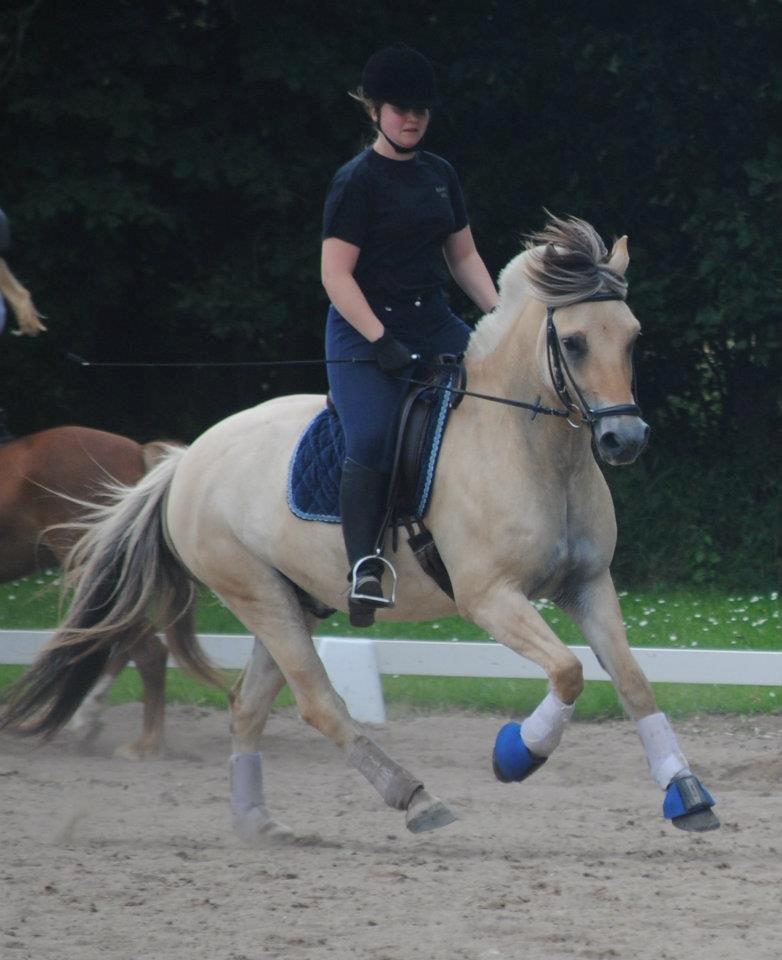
[2,630,780,724]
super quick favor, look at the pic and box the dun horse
[1,217,718,839]
[0,425,196,757]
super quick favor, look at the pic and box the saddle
[288,356,466,600]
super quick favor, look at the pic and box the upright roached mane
[522,214,628,306]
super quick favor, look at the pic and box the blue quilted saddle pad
[287,407,346,523]
[287,378,456,524]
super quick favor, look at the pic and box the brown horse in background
[0,425,193,756]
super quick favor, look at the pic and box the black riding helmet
[361,43,438,111]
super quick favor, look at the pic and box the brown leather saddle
[336,354,467,600]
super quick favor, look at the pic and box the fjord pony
[2,218,718,837]
[0,426,195,757]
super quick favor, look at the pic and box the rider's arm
[443,225,499,315]
[321,237,385,343]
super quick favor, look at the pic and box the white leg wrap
[229,752,293,844]
[521,690,575,757]
[230,752,264,815]
[636,712,691,789]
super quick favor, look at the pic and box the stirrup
[350,555,397,608]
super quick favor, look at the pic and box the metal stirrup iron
[350,555,398,607]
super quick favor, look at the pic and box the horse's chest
[528,523,606,595]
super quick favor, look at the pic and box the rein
[65,290,643,430]
[394,365,573,421]
[66,353,377,369]
[405,290,643,430]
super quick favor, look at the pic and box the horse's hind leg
[228,636,293,843]
[225,579,456,843]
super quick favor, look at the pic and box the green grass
[1,571,779,718]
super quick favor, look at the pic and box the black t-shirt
[322,149,469,299]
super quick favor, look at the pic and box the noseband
[546,291,642,429]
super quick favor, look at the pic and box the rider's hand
[372,331,414,373]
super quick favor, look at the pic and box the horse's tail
[0,445,224,739]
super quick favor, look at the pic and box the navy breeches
[325,290,471,472]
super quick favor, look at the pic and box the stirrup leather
[350,555,397,607]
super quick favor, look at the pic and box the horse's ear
[608,235,629,276]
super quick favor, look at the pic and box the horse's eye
[561,336,586,357]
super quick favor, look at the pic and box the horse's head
[523,217,650,466]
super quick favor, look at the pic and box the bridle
[546,291,642,429]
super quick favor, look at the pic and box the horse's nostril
[597,422,649,465]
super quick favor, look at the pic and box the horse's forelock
[521,215,627,306]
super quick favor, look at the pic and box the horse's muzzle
[594,416,650,466]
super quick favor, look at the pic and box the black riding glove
[372,331,414,373]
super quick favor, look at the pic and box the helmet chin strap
[376,121,421,155]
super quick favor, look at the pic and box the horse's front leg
[562,571,719,832]
[464,585,584,783]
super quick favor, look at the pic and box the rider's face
[373,103,431,149]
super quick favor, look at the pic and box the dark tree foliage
[0,0,778,585]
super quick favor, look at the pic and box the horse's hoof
[492,721,547,783]
[664,774,718,831]
[405,787,458,834]
[233,808,295,846]
[672,808,721,832]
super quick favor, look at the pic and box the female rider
[321,44,498,625]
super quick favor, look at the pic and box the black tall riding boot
[339,458,395,627]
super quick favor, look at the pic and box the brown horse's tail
[0,446,224,739]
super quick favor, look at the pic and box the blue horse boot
[492,721,547,783]
[663,773,719,832]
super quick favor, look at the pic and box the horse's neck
[466,296,540,395]
[464,299,592,478]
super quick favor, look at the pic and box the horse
[0,216,719,840]
[0,425,198,757]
